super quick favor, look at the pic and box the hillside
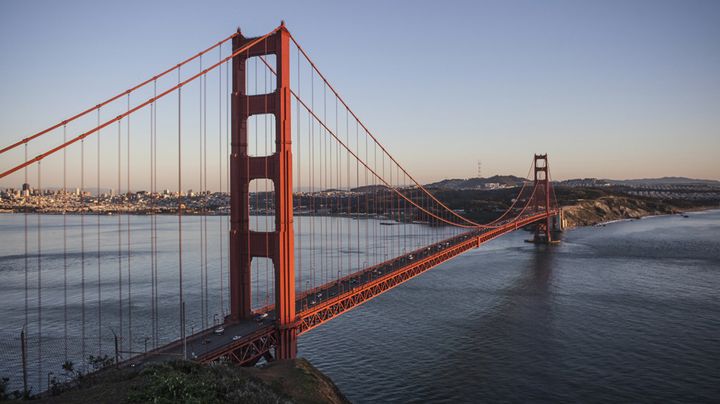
[561,196,680,228]
[426,175,526,190]
[559,177,720,187]
[30,359,348,404]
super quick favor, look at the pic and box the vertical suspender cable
[335,101,339,281]
[324,87,329,284]
[336,97,342,278]
[97,109,102,355]
[364,124,369,269]
[153,80,159,347]
[308,70,316,289]
[336,102,342,278]
[356,115,360,274]
[24,143,28,347]
[117,119,123,353]
[81,135,86,372]
[62,125,68,362]
[218,45,224,321]
[347,109,351,274]
[126,94,132,353]
[199,55,205,330]
[375,141,379,265]
[149,97,156,348]
[308,71,312,290]
[36,161,42,389]
[398,166,402,254]
[203,64,209,326]
[178,67,185,356]
[382,152,386,260]
[401,169,405,250]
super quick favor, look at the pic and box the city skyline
[1,0,719,190]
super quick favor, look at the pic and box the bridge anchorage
[0,22,562,392]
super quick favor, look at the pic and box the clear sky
[1,0,719,186]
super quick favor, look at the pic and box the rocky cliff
[561,196,681,228]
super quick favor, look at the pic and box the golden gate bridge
[0,23,561,393]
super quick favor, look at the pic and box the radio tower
[477,160,482,179]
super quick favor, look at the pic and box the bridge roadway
[124,210,556,367]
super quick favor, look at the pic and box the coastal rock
[562,196,677,228]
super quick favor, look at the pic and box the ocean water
[0,213,461,393]
[299,210,720,403]
[1,210,718,402]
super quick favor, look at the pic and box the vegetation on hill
[425,175,526,190]
[16,358,347,404]
[423,185,719,226]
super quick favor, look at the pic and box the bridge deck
[124,211,556,367]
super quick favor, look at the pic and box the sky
[1,0,719,189]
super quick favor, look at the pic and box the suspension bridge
[0,23,561,393]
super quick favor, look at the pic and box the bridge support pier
[532,221,555,244]
[230,23,297,359]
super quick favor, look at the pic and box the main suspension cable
[256,53,530,229]
[0,32,240,155]
[0,28,280,181]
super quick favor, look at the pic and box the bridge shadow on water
[419,243,564,402]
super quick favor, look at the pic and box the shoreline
[3,204,719,232]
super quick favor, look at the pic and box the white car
[232,335,243,341]
[214,326,225,335]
